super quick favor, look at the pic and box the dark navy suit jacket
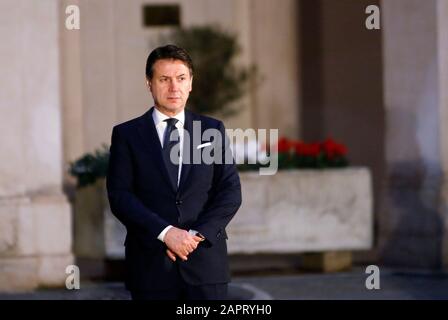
[106,107,242,291]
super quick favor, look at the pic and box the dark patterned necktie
[162,118,180,190]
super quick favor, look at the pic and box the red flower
[277,137,347,160]
[277,137,292,153]
[293,141,305,155]
[310,143,321,156]
[294,141,321,157]
[322,137,347,159]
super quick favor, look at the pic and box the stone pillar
[249,0,301,138]
[436,0,448,269]
[379,0,448,269]
[0,0,73,291]
[60,0,84,185]
[299,0,384,267]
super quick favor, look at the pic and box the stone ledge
[0,195,72,257]
[37,254,74,287]
[227,168,373,254]
[0,256,39,292]
[301,251,353,272]
[0,254,74,292]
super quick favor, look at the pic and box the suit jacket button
[217,231,221,238]
[176,200,183,205]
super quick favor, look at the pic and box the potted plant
[167,25,258,117]
[69,145,125,264]
[228,137,373,272]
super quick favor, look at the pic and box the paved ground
[233,267,448,300]
[1,266,448,300]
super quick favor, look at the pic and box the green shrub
[68,144,109,188]
[168,25,258,117]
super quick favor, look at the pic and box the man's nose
[169,80,179,91]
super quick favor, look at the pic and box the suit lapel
[178,110,194,194]
[137,107,177,193]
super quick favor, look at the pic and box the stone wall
[0,0,73,291]
[227,168,373,253]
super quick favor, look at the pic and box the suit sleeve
[106,126,170,246]
[191,121,242,246]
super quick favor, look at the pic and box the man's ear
[189,76,193,92]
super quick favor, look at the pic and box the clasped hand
[164,227,204,262]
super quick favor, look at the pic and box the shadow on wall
[379,158,444,269]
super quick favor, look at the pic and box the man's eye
[179,77,186,81]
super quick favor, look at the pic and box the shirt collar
[152,107,185,127]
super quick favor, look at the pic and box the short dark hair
[145,44,194,79]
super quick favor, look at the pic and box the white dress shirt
[152,108,200,242]
[152,107,184,186]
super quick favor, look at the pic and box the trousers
[129,262,228,300]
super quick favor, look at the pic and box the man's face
[147,59,193,116]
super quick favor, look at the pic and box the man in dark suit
[106,45,242,300]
